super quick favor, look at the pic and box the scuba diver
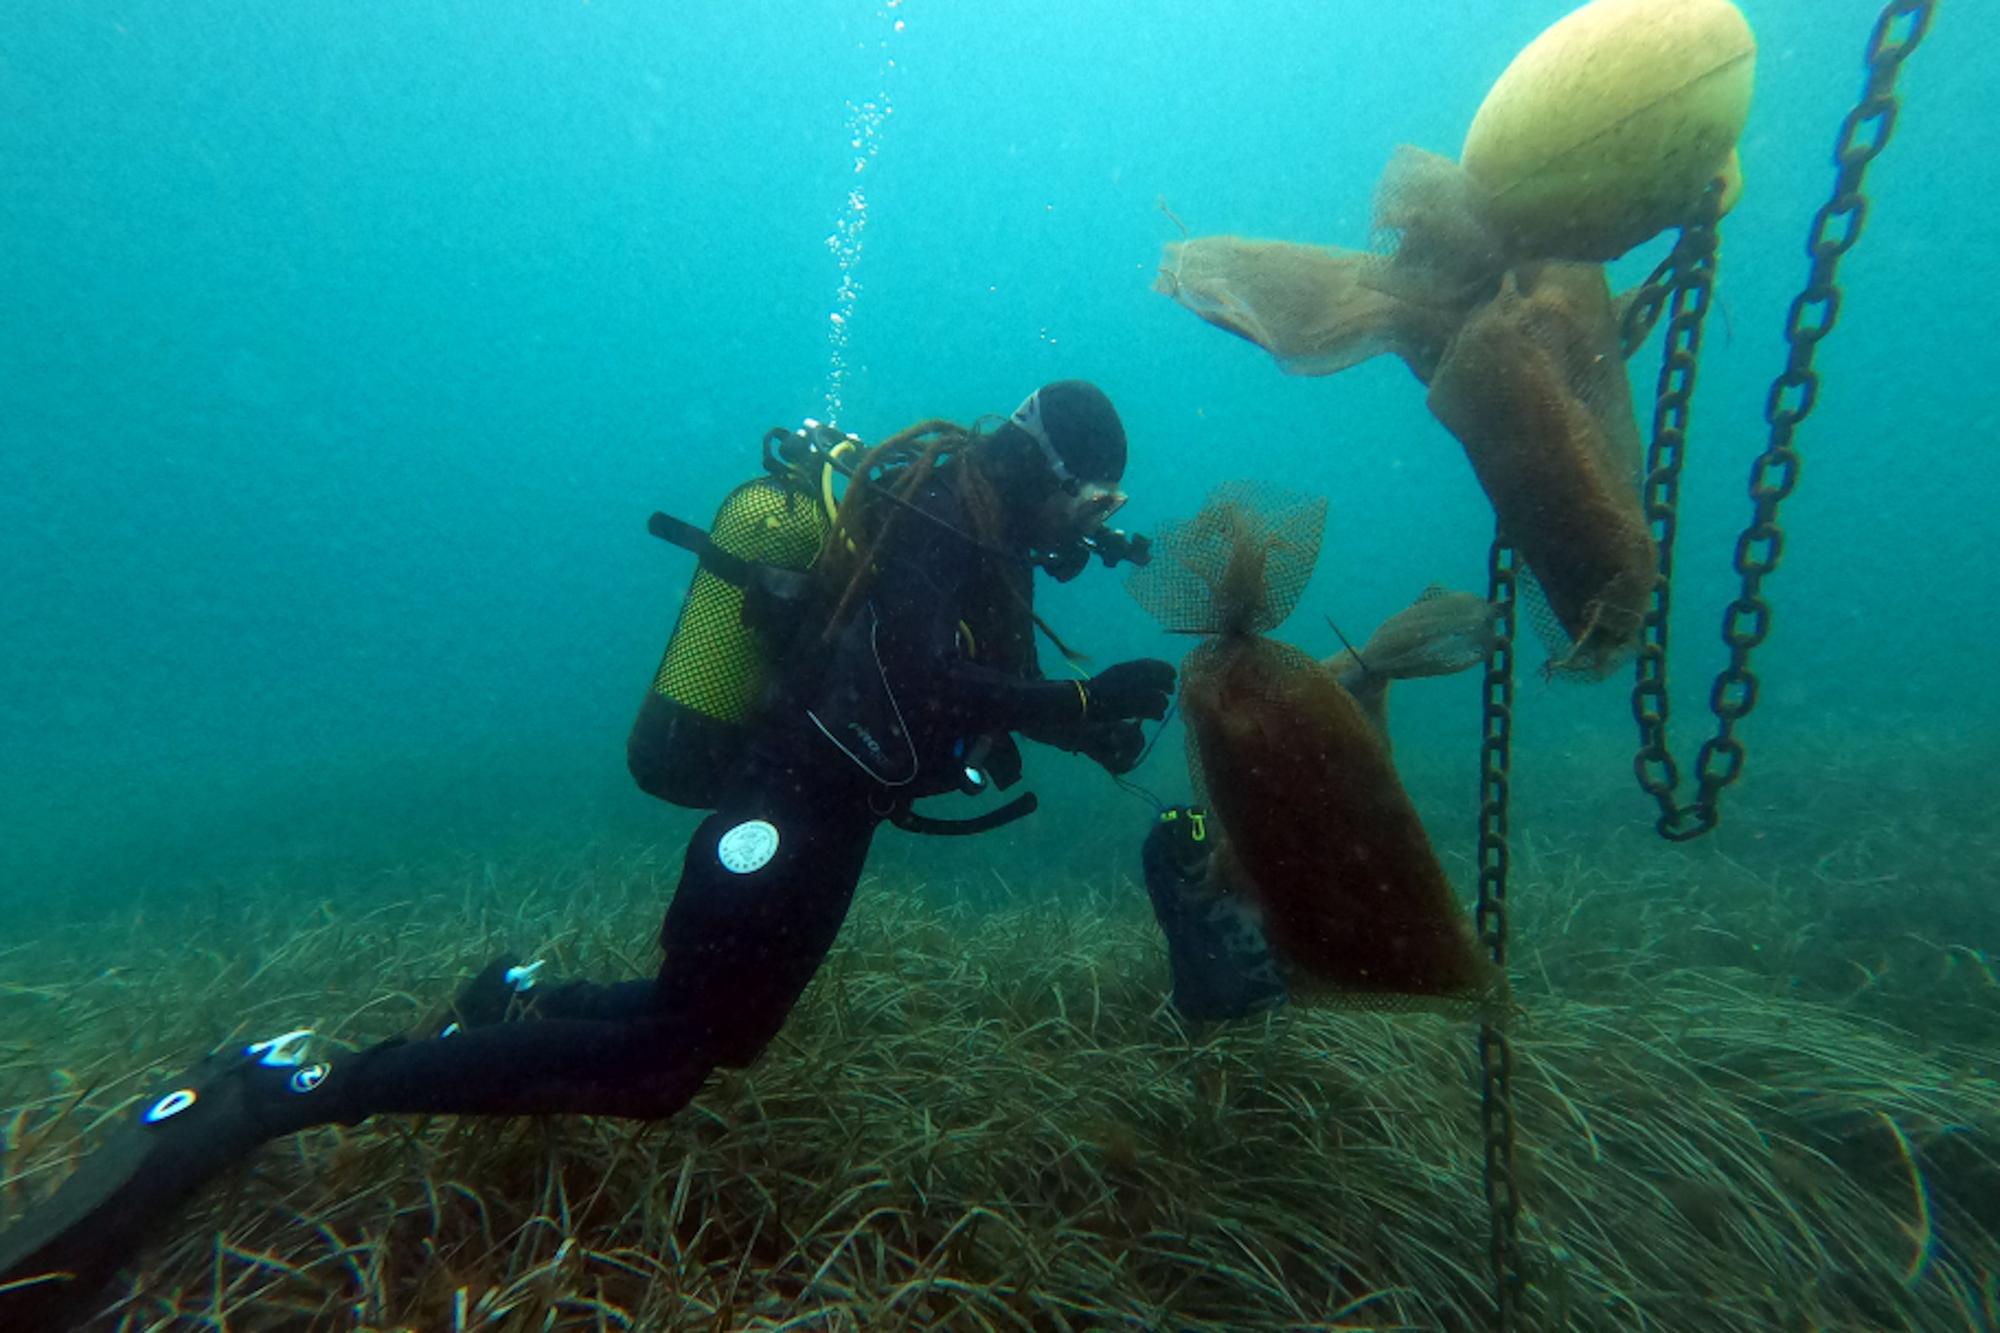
[0,380,1176,1327]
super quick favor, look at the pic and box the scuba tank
[627,423,855,808]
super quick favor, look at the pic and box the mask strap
[1009,390,1079,493]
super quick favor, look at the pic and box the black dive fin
[0,1049,309,1329]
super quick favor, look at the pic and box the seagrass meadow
[4,0,1995,1329]
[4,727,1994,1332]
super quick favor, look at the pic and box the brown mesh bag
[1155,149,1502,382]
[1154,238,1452,380]
[1155,149,1655,676]
[1126,479,1326,638]
[1427,262,1654,676]
[1127,483,1495,1009]
[1324,585,1499,737]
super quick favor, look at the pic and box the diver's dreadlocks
[814,419,1087,665]
[816,419,974,639]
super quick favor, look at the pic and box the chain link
[1629,0,1933,842]
[1619,250,1681,357]
[1476,538,1523,1328]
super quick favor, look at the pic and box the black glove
[1074,718,1147,775]
[1085,658,1176,723]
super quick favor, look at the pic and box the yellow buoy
[1461,0,1756,262]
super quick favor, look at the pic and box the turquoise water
[5,5,1998,1328]
[1,0,1989,917]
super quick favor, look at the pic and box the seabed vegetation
[2,741,1996,1332]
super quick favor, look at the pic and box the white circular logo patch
[717,819,780,874]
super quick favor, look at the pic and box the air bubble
[822,1,905,424]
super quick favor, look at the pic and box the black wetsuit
[292,465,1102,1125]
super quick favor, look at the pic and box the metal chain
[1631,0,1934,842]
[1475,537,1523,1329]
[1628,196,1721,840]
